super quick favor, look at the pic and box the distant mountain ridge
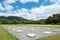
[0,16,27,20]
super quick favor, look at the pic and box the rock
[16,30,23,32]
[53,30,60,32]
[12,29,16,30]
[26,33,36,38]
[43,31,52,34]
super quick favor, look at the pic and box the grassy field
[37,34,60,40]
[0,26,18,40]
[16,24,60,28]
[1,24,60,28]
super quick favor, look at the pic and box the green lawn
[37,34,60,40]
[1,24,60,28]
[0,27,18,40]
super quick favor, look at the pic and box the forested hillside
[45,14,60,24]
[0,13,60,24]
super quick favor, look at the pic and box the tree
[45,13,60,24]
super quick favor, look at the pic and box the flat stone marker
[16,30,23,32]
[26,33,36,38]
[43,31,52,34]
[12,29,16,31]
[53,30,60,32]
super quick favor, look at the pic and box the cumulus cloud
[0,3,5,11]
[29,4,60,19]
[50,0,60,4]
[4,0,16,4]
[11,4,60,20]
[0,4,60,20]
[19,0,39,4]
[0,0,60,20]
[5,5,13,12]
[4,0,39,4]
[2,0,14,12]
[0,12,14,16]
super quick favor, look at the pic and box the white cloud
[19,0,39,4]
[0,12,13,16]
[0,3,60,20]
[50,0,60,4]
[0,0,60,20]
[4,0,16,4]
[5,5,13,12]
[1,4,60,20]
[29,4,60,19]
[16,4,60,20]
[0,3,5,10]
[2,0,14,12]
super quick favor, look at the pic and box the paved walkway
[2,26,60,40]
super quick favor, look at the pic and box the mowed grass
[0,27,18,40]
[14,24,60,28]
[1,24,60,28]
[37,34,60,40]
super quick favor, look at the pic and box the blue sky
[0,0,60,20]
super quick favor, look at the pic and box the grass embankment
[0,27,18,40]
[37,34,60,40]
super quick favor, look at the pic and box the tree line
[45,13,60,24]
[0,13,60,24]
